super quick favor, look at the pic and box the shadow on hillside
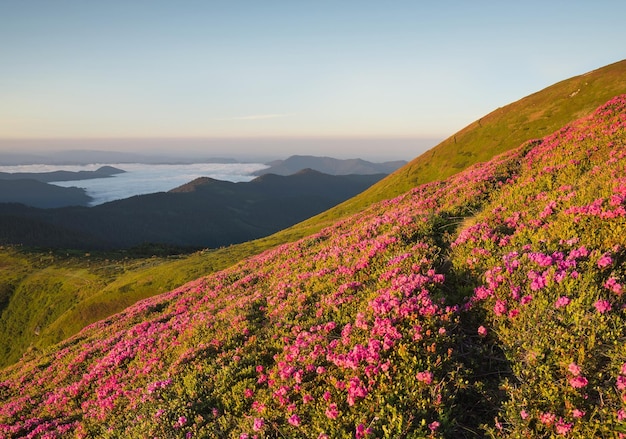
[441,263,515,438]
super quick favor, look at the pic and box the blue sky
[0,1,624,160]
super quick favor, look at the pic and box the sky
[0,0,625,161]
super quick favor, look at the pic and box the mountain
[0,165,125,183]
[0,180,92,208]
[0,170,385,249]
[1,60,626,377]
[252,155,407,176]
[1,94,625,438]
[0,166,123,208]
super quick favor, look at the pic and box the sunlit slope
[291,59,626,231]
[1,95,625,438]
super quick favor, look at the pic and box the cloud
[215,114,289,121]
[49,162,269,205]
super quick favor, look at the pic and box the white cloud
[47,162,269,205]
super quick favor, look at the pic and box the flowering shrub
[1,95,625,437]
[453,95,626,437]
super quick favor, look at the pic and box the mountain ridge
[0,165,125,183]
[253,155,407,176]
[0,180,92,208]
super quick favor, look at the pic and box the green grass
[1,59,625,369]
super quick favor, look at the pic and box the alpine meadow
[1,60,626,438]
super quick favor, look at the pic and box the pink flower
[252,418,264,431]
[287,414,300,426]
[572,409,585,418]
[618,409,626,421]
[355,423,372,438]
[508,309,519,318]
[621,363,626,375]
[323,391,332,401]
[347,376,368,406]
[416,371,433,384]
[477,326,488,337]
[494,300,507,316]
[428,420,440,431]
[598,254,613,268]
[594,299,612,313]
[617,375,626,391]
[555,418,573,435]
[520,409,529,420]
[528,271,547,291]
[474,286,492,300]
[495,419,503,430]
[568,362,582,376]
[540,412,556,426]
[555,296,571,308]
[569,376,588,389]
[605,277,623,295]
[244,388,254,398]
[325,403,339,419]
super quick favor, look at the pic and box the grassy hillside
[1,95,625,438]
[1,60,625,371]
[295,59,626,230]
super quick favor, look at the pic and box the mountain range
[0,165,124,183]
[1,59,626,438]
[0,169,385,249]
[0,166,125,208]
[0,150,240,166]
[253,155,407,176]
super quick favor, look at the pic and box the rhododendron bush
[1,96,625,438]
[452,95,626,437]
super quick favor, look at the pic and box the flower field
[1,96,626,438]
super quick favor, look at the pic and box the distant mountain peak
[168,177,226,193]
[253,155,407,176]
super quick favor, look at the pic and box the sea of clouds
[0,162,269,206]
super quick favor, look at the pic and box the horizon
[0,137,437,162]
[1,1,625,160]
